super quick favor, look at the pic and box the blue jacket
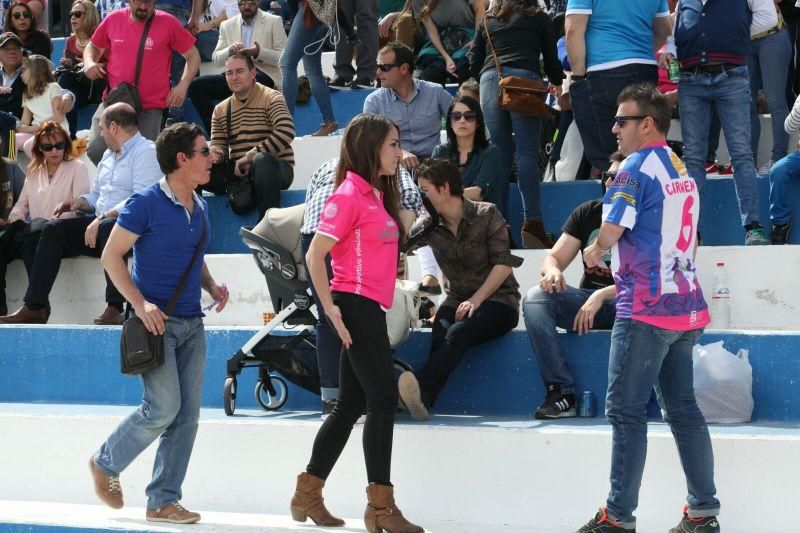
[675,0,752,69]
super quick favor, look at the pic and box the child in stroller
[223,203,427,415]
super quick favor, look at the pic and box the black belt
[682,63,740,76]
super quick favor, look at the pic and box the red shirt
[91,8,196,111]
[316,171,400,309]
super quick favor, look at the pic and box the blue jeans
[679,65,761,226]
[605,319,719,527]
[569,63,658,172]
[480,67,539,220]
[279,3,335,123]
[749,28,792,163]
[195,28,220,62]
[768,150,800,224]
[300,233,340,401]
[93,316,206,509]
[522,286,616,394]
[156,4,191,122]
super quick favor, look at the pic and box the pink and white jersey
[603,143,709,331]
[316,171,400,309]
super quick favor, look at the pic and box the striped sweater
[210,82,295,167]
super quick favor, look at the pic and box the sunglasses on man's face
[613,115,648,128]
[41,140,67,152]
[377,63,399,72]
[450,111,477,122]
[69,10,85,18]
[12,11,31,19]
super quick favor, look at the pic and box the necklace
[76,35,90,48]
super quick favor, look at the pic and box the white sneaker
[758,160,775,174]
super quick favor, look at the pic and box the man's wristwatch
[571,74,586,81]
[97,211,107,221]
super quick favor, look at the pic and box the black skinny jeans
[307,291,398,485]
[417,300,518,407]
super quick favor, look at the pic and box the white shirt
[749,0,779,37]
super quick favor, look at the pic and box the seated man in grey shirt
[364,41,453,171]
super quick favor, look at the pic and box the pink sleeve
[72,161,90,198]
[170,16,197,55]
[9,179,30,222]
[316,191,357,242]
[92,16,111,50]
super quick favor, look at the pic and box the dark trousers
[203,152,292,220]
[306,291,397,485]
[300,233,341,400]
[24,216,123,311]
[57,70,105,138]
[417,300,518,406]
[334,0,378,82]
[569,64,658,171]
[186,71,275,134]
[0,221,41,315]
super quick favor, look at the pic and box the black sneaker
[321,399,338,421]
[534,385,577,419]
[771,221,792,244]
[577,508,634,532]
[347,77,373,89]
[669,507,720,533]
[328,76,351,88]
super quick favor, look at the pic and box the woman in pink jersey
[290,113,423,533]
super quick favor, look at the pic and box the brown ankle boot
[521,220,554,249]
[364,483,423,533]
[290,472,345,526]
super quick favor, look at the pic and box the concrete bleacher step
[1,403,797,533]
[5,246,800,329]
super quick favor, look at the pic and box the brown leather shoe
[94,306,124,325]
[311,121,339,137]
[521,219,554,249]
[364,483,423,533]
[290,472,345,526]
[88,457,123,509]
[0,305,48,324]
[146,502,200,524]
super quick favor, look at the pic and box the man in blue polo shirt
[88,122,229,524]
[565,0,672,172]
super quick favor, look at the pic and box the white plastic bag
[386,280,421,348]
[692,341,754,423]
[554,121,583,182]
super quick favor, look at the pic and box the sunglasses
[12,11,31,19]
[450,111,477,122]
[68,10,85,18]
[238,0,257,5]
[41,140,67,152]
[190,147,211,157]
[613,115,648,127]
[377,63,399,72]
[601,171,617,183]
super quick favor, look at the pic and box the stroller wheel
[255,375,288,411]
[223,377,237,416]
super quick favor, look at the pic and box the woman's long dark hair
[4,1,38,36]
[334,113,403,244]
[445,95,488,152]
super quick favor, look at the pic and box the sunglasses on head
[613,115,648,127]
[377,63,399,72]
[41,140,67,152]
[68,10,85,18]
[450,111,477,122]
[12,11,31,19]
[238,0,257,5]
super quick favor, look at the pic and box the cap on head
[0,32,23,49]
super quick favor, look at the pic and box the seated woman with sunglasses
[398,157,522,421]
[4,1,51,58]
[0,121,89,318]
[431,95,505,210]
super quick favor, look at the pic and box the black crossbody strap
[134,14,155,88]
[164,211,207,316]
[226,99,232,158]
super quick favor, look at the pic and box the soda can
[668,58,681,83]
[580,391,595,418]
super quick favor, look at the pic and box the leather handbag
[105,14,154,113]
[221,100,256,215]
[483,18,549,119]
[120,215,207,375]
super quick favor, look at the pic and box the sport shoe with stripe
[534,384,577,419]
[669,505,720,533]
[146,502,201,524]
[577,508,635,532]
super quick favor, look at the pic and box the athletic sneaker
[716,163,734,175]
[745,225,770,246]
[533,384,576,419]
[771,221,792,244]
[669,506,720,533]
[577,508,635,532]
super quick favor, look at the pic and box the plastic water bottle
[710,262,731,329]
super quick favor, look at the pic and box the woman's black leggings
[306,291,398,485]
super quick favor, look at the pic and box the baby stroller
[223,204,419,416]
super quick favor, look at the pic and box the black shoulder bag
[221,100,257,214]
[104,14,154,113]
[120,214,207,376]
